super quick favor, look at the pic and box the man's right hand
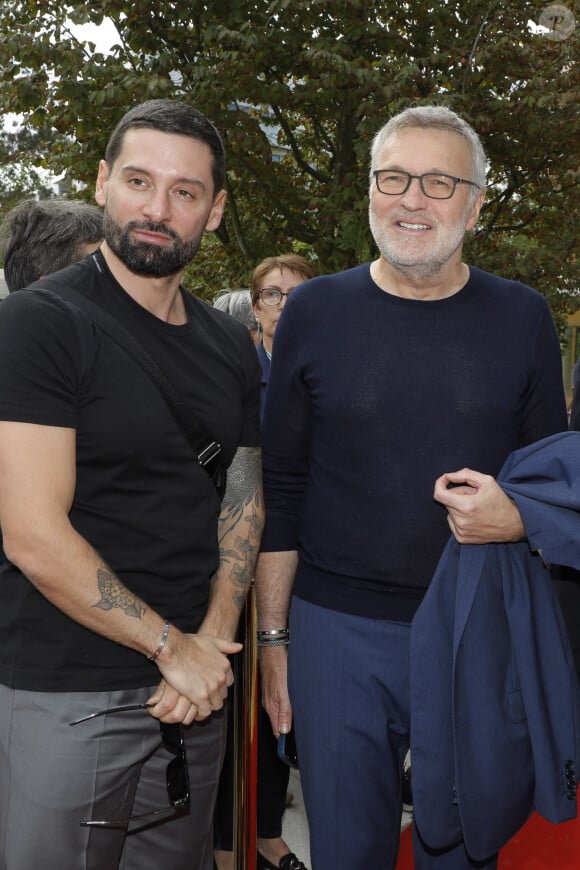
[260,644,293,737]
[150,630,242,722]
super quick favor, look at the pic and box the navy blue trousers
[288,597,498,870]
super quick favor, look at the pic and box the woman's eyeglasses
[258,287,293,306]
[70,702,190,827]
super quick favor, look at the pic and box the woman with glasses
[214,254,315,870]
[251,255,317,422]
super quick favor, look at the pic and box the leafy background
[0,0,577,325]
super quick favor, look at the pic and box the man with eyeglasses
[256,105,567,870]
[0,100,263,869]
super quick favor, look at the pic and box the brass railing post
[233,582,258,869]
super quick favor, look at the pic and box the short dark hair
[105,99,226,195]
[0,198,104,292]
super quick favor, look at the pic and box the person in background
[250,255,317,417]
[0,98,263,870]
[213,254,315,870]
[0,197,104,292]
[213,288,260,346]
[255,105,567,870]
[0,197,104,566]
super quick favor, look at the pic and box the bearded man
[0,99,263,870]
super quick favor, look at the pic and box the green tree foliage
[0,123,56,208]
[0,0,577,309]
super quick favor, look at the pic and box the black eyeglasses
[373,170,480,200]
[259,287,293,306]
[70,703,190,827]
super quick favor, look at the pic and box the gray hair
[213,289,258,333]
[0,197,104,292]
[370,106,487,194]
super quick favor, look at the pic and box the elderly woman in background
[213,254,316,870]
[251,255,317,421]
[213,289,260,347]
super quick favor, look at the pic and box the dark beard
[103,213,202,277]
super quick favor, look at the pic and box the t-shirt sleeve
[0,289,90,428]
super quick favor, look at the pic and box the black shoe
[257,852,308,870]
[402,766,413,810]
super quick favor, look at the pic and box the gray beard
[368,207,466,280]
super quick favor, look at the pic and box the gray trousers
[0,684,227,870]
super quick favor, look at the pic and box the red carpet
[395,803,580,868]
[498,809,580,869]
[395,825,414,868]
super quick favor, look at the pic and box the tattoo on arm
[93,567,146,619]
[214,447,264,611]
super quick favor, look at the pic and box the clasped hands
[146,629,242,725]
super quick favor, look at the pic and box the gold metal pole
[233,581,258,869]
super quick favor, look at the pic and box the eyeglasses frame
[258,287,292,306]
[372,169,481,200]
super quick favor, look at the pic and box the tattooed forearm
[93,567,146,618]
[220,446,262,510]
[213,447,264,612]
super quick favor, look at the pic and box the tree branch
[223,175,252,259]
[462,3,497,93]
[270,103,331,184]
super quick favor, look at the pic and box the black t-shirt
[0,251,261,691]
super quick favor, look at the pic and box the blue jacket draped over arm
[410,431,580,860]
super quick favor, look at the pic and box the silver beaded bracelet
[257,628,289,647]
[257,637,290,647]
[148,621,171,662]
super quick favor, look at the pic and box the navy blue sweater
[261,264,567,621]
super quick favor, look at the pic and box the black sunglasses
[70,703,190,827]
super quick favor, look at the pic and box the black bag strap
[56,287,225,496]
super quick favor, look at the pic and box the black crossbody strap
[55,287,225,494]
